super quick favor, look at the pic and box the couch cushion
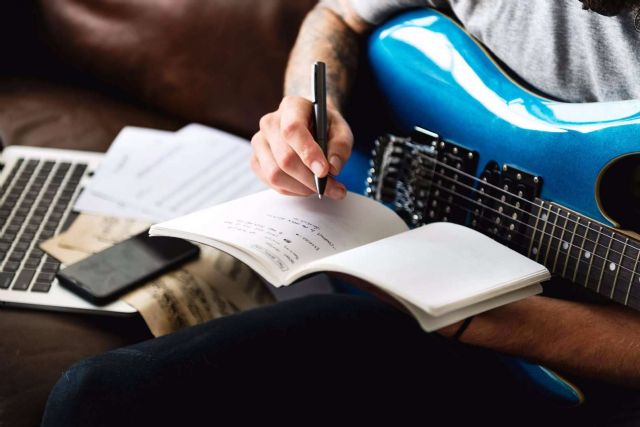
[41,0,317,139]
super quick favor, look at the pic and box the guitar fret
[613,239,637,305]
[551,209,570,273]
[543,207,561,268]
[527,201,544,258]
[595,229,614,293]
[534,203,553,263]
[584,226,603,290]
[561,212,580,278]
[610,237,628,300]
[572,220,591,284]
[625,245,640,306]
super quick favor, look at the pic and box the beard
[579,0,639,16]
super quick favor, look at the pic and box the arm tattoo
[285,1,365,112]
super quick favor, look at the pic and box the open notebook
[150,190,549,331]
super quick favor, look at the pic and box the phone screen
[57,231,199,305]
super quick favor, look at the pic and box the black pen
[312,61,328,199]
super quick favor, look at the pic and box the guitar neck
[517,200,640,309]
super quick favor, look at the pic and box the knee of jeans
[42,358,117,426]
[49,361,100,402]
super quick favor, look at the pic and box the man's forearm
[454,296,640,387]
[284,0,368,111]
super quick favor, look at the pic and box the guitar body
[367,9,640,230]
[340,8,640,406]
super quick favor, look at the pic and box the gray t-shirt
[351,0,640,102]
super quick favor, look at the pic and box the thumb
[326,110,353,176]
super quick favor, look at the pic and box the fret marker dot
[541,214,548,221]
[532,247,538,255]
[609,262,616,271]
[562,241,569,251]
[584,251,591,259]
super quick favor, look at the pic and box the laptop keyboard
[0,158,87,293]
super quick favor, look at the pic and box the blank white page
[315,222,550,316]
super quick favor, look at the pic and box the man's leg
[40,294,622,426]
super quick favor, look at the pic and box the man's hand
[251,95,353,200]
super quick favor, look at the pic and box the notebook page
[393,284,542,331]
[313,222,550,316]
[150,190,408,284]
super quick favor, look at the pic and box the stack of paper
[75,124,265,221]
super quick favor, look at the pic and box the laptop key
[43,221,58,231]
[11,216,26,225]
[36,272,56,283]
[49,212,63,222]
[12,269,36,291]
[28,248,44,259]
[9,251,25,262]
[14,242,30,251]
[31,281,52,293]
[6,225,20,234]
[19,232,34,241]
[3,261,20,272]
[22,224,38,233]
[41,262,59,273]
[38,230,54,240]
[24,258,40,269]
[0,272,14,289]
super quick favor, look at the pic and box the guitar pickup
[501,164,542,201]
[411,127,479,224]
[473,162,543,245]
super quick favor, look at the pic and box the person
[42,1,640,425]
[250,0,640,397]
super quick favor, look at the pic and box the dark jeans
[42,294,640,426]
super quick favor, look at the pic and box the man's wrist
[437,319,466,339]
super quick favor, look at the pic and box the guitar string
[403,189,640,296]
[425,195,640,304]
[384,176,640,280]
[384,144,634,251]
[383,150,638,263]
[422,167,639,265]
[422,191,634,288]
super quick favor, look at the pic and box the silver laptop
[0,145,136,315]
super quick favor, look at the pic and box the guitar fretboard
[525,200,640,310]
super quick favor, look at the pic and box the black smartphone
[57,231,199,305]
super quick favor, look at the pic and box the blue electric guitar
[344,9,640,406]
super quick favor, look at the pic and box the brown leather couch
[0,1,317,425]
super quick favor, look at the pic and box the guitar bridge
[367,127,478,227]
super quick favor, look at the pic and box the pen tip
[317,193,322,200]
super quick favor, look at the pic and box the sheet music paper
[74,124,265,221]
[74,127,175,220]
